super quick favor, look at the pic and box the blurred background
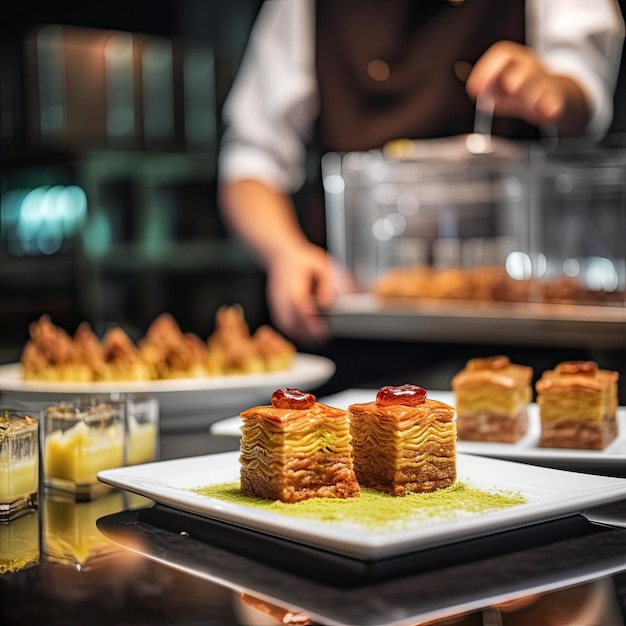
[2,0,626,390]
[0,0,269,363]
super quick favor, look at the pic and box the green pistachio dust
[188,482,527,532]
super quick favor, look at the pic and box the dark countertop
[2,427,626,626]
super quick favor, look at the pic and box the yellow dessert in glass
[124,396,159,466]
[43,399,125,500]
[0,411,39,520]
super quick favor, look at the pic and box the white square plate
[98,451,626,560]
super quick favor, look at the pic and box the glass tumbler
[43,398,125,501]
[122,394,159,466]
[0,410,39,521]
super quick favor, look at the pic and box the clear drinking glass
[42,398,125,501]
[0,410,39,521]
[122,394,159,466]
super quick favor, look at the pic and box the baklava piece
[239,388,360,503]
[452,356,533,443]
[251,325,296,372]
[73,322,107,380]
[99,327,154,381]
[139,313,212,378]
[21,315,90,382]
[207,305,265,375]
[348,385,456,496]
[536,361,619,449]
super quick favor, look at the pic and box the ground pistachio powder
[189,482,527,532]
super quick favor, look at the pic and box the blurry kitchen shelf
[90,239,259,272]
[0,255,77,282]
[324,294,626,348]
[79,149,217,183]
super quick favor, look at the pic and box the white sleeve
[218,0,319,193]
[528,0,625,138]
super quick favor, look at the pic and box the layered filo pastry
[536,361,619,450]
[239,388,360,503]
[452,356,533,443]
[348,385,456,496]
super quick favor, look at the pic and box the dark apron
[300,0,537,244]
[315,0,537,151]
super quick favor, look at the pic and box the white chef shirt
[219,0,625,194]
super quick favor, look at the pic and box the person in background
[218,0,625,343]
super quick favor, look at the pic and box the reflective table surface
[2,426,626,626]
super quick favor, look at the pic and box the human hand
[266,244,351,343]
[466,41,590,134]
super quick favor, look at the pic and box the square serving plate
[98,451,626,561]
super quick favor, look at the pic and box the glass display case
[322,139,626,347]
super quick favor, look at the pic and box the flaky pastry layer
[348,399,456,496]
[239,402,359,503]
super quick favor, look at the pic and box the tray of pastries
[0,307,335,428]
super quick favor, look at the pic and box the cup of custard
[0,410,39,520]
[43,398,125,501]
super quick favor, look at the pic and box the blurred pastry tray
[324,294,626,347]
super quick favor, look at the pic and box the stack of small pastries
[451,356,620,450]
[373,264,625,305]
[452,355,533,443]
[239,384,456,503]
[240,388,360,503]
[349,386,457,496]
[536,361,619,450]
[20,306,295,382]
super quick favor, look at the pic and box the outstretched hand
[266,244,351,344]
[466,41,590,134]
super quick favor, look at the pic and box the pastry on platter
[536,361,619,449]
[251,325,296,372]
[348,385,456,496]
[239,388,360,503]
[451,355,533,443]
[207,305,265,375]
[20,315,90,382]
[207,305,295,375]
[139,313,212,378]
[19,307,295,383]
[73,322,107,380]
[99,327,154,381]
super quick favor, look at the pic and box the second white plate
[209,388,626,473]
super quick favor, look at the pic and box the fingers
[266,248,337,342]
[466,41,567,128]
[466,42,519,98]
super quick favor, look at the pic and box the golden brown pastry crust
[100,327,155,381]
[239,402,360,503]
[452,356,533,443]
[19,307,295,382]
[20,315,90,382]
[536,361,619,450]
[372,264,624,304]
[348,398,456,496]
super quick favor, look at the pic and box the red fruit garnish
[556,361,598,376]
[376,384,427,407]
[271,388,316,409]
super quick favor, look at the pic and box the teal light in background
[0,185,87,256]
[83,209,112,258]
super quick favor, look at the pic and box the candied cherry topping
[271,388,316,409]
[556,361,598,376]
[467,355,510,371]
[376,384,427,407]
